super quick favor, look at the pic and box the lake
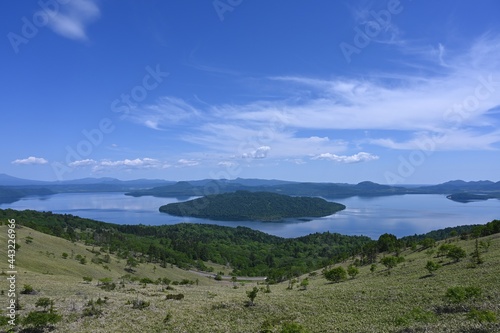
[1,192,498,239]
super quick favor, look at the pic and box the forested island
[446,192,500,203]
[159,191,346,221]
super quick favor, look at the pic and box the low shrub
[20,284,36,295]
[467,309,497,323]
[395,307,437,326]
[131,299,150,309]
[445,286,482,304]
[166,293,184,300]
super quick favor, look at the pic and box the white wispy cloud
[126,97,202,130]
[218,161,238,168]
[369,130,500,151]
[68,159,96,167]
[312,152,379,163]
[183,122,348,160]
[125,35,500,165]
[177,159,199,167]
[12,156,48,165]
[41,0,100,41]
[221,36,500,150]
[286,158,306,165]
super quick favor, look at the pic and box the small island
[159,191,346,222]
[446,192,498,203]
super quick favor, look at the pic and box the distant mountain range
[0,174,499,204]
[0,173,173,187]
[126,179,500,201]
[0,174,174,204]
[125,179,410,199]
[417,180,500,192]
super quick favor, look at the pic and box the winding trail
[188,270,267,281]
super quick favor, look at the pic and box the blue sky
[2,0,500,184]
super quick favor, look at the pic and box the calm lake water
[1,193,498,239]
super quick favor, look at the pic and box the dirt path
[188,270,267,281]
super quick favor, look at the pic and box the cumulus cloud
[68,159,96,167]
[41,0,100,41]
[242,146,271,159]
[312,152,379,164]
[12,156,48,165]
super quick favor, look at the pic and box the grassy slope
[1,225,499,332]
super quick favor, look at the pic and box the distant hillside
[159,191,346,221]
[0,173,50,186]
[416,180,500,203]
[127,180,410,198]
[0,173,173,187]
[0,186,54,204]
[0,208,369,279]
[128,178,500,203]
[125,179,297,198]
[185,178,295,187]
[0,174,174,203]
[2,174,500,203]
[416,180,500,193]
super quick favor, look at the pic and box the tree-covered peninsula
[159,191,346,221]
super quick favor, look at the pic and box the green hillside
[1,217,500,332]
[0,209,370,280]
[159,191,346,221]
